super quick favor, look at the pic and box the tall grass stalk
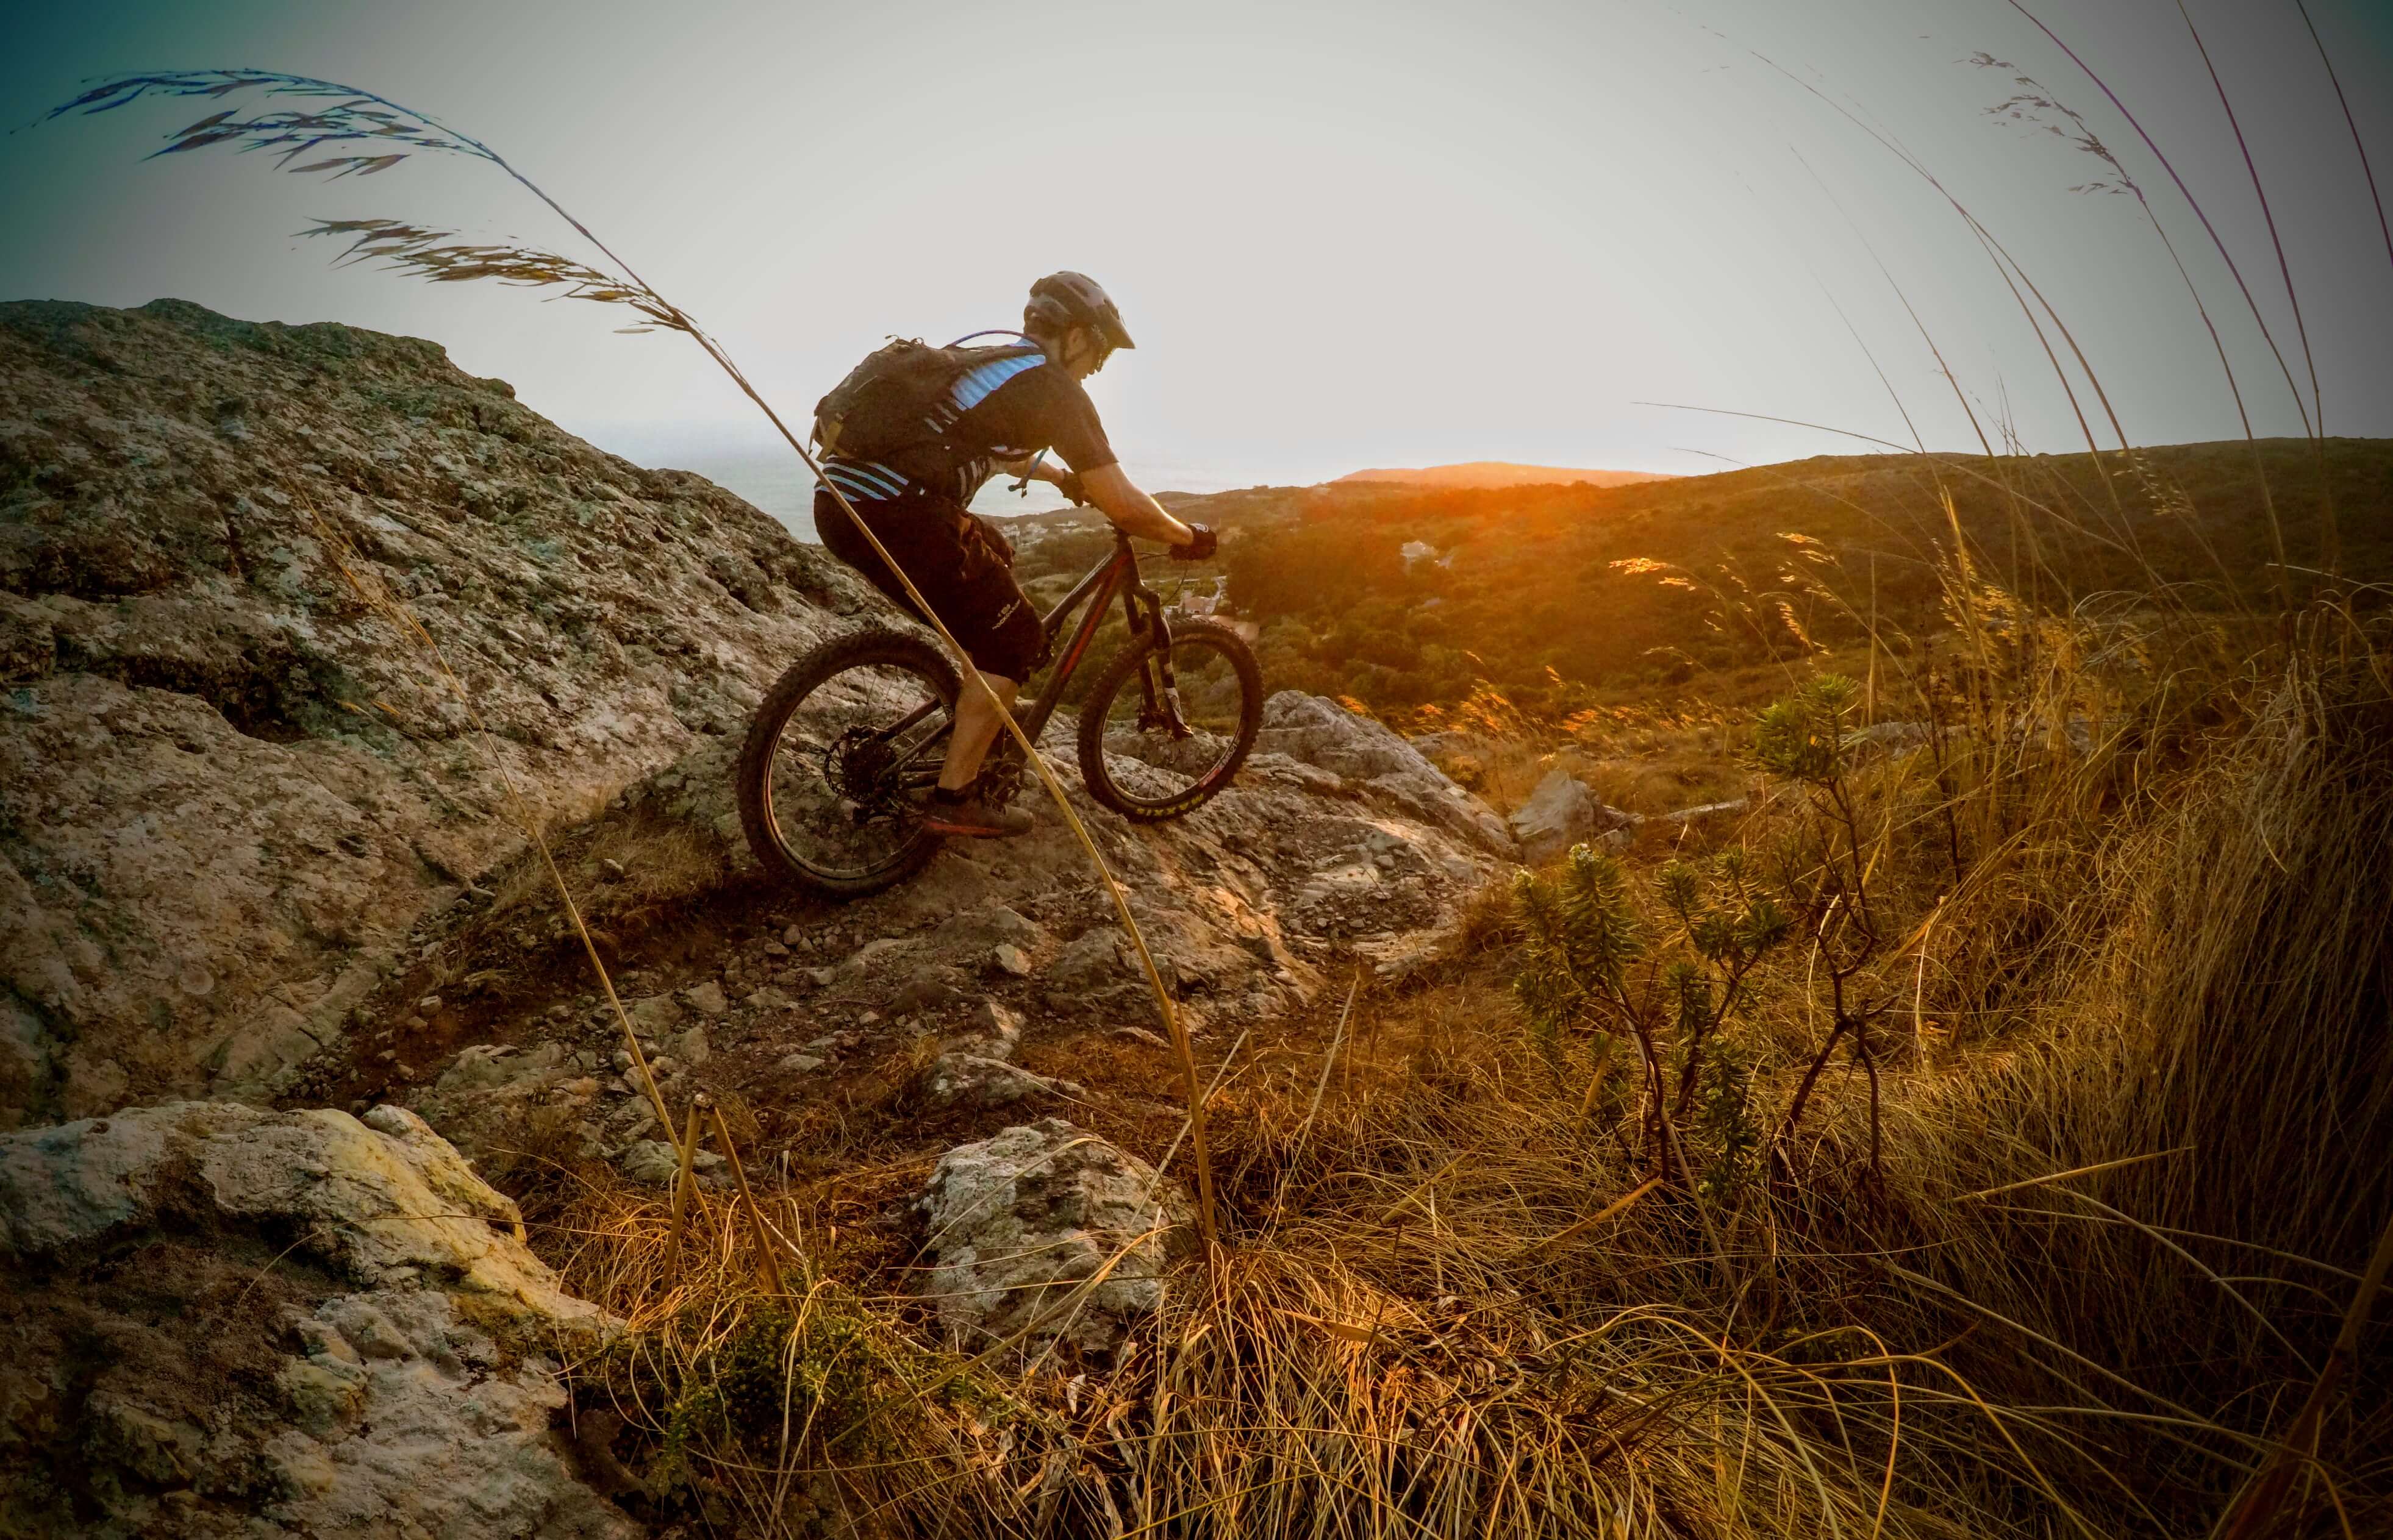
[46,18,2393,1535]
[49,68,1222,1257]
[2294,0,2393,282]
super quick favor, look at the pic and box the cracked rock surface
[1,302,1515,1133]
[916,1117,1187,1361]
[0,299,871,1124]
[0,1099,631,1538]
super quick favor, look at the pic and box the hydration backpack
[812,332,1040,461]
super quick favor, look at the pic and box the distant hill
[1334,462,1676,490]
[1168,438,2391,718]
[1006,437,2393,720]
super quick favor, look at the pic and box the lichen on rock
[916,1118,1187,1360]
[0,1099,632,1538]
[0,298,869,1125]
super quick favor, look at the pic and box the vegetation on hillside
[1207,438,2393,719]
[66,39,2393,1540]
[535,571,2393,1537]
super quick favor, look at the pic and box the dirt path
[280,710,1520,1228]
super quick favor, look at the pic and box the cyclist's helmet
[1025,271,1136,351]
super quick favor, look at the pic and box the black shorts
[814,488,1043,681]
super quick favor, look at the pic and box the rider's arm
[992,452,1064,481]
[1081,462,1196,547]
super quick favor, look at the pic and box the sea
[615,444,1295,543]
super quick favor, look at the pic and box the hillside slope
[1333,461,1675,490]
[1196,438,2393,713]
[0,298,876,1122]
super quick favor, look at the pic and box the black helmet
[1025,271,1135,351]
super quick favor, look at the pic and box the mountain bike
[735,526,1263,898]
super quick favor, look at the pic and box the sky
[4,0,2390,513]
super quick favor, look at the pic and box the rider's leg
[812,488,1040,799]
[940,672,1019,791]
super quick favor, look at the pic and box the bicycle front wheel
[1075,616,1262,821]
[736,627,957,898]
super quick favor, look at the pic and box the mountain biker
[813,271,1217,838]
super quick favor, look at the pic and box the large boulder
[917,1118,1187,1360]
[1509,768,1634,864]
[0,1100,632,1538]
[0,298,871,1124]
[1254,693,1512,852]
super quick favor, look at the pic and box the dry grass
[482,800,737,939]
[65,42,2390,1540]
[510,600,2393,1538]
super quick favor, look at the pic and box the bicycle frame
[854,530,1187,796]
[1015,529,1183,741]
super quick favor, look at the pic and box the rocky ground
[1,1100,631,1538]
[338,683,1524,1200]
[1,299,1576,1536]
[1,298,867,1124]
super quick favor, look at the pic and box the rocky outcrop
[916,1118,1186,1360]
[385,685,1517,1172]
[444,688,1515,1082]
[0,1100,631,1538]
[1509,768,1633,864]
[0,299,875,1124]
[1,301,1514,1142]
[1254,692,1514,852]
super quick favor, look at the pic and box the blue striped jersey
[817,348,1050,506]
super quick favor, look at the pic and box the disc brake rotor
[824,727,909,820]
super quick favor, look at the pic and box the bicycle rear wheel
[1075,616,1262,821]
[736,627,957,898]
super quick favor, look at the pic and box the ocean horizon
[591,435,1314,543]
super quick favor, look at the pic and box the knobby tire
[735,626,957,899]
[1075,615,1263,821]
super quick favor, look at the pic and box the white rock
[1050,927,1132,991]
[934,904,1045,952]
[628,995,684,1033]
[617,1139,724,1186]
[964,999,1024,1055]
[893,966,967,1012]
[1254,693,1429,779]
[0,1101,632,1536]
[1657,798,1747,824]
[1508,769,1630,864]
[920,1053,1079,1110]
[917,1118,1187,1358]
[434,1041,566,1094]
[1254,693,1512,850]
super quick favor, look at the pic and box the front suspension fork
[1123,583,1190,736]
